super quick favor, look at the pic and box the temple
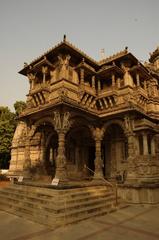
[9,37,159,203]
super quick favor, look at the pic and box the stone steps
[0,183,125,227]
[0,187,114,206]
[0,190,115,212]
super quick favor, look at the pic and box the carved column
[98,80,101,91]
[92,75,95,89]
[55,130,67,179]
[127,134,135,159]
[135,134,140,155]
[112,73,115,87]
[125,133,137,182]
[136,73,140,87]
[27,73,36,90]
[143,132,148,155]
[80,68,84,85]
[117,78,120,88]
[124,117,137,182]
[92,127,104,180]
[42,66,48,84]
[151,136,156,156]
[53,111,71,181]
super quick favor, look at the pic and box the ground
[0,204,159,240]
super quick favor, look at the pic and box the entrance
[66,126,95,179]
[103,124,127,180]
[45,131,58,177]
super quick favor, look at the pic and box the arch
[65,124,95,179]
[44,131,58,177]
[102,123,128,181]
[28,119,57,179]
[70,115,92,129]
[28,116,56,140]
[103,119,126,135]
[34,116,54,127]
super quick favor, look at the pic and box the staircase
[0,183,125,228]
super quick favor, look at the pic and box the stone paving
[0,205,159,240]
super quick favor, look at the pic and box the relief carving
[91,127,105,141]
[53,111,71,132]
[124,116,134,133]
[58,54,71,79]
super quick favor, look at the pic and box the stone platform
[0,181,124,228]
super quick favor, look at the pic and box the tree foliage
[14,101,26,116]
[0,101,26,169]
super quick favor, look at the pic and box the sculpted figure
[58,54,71,79]
[63,112,70,129]
[54,112,61,129]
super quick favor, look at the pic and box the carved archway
[45,131,58,177]
[28,118,58,178]
[102,123,128,180]
[65,118,95,179]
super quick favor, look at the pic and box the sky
[0,0,159,111]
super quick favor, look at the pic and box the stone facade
[9,37,159,202]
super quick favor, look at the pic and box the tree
[0,107,16,169]
[0,101,27,169]
[14,101,26,116]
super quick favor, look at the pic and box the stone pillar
[136,73,140,87]
[112,73,115,87]
[92,75,95,89]
[80,68,84,85]
[27,73,36,90]
[92,127,104,180]
[53,111,71,181]
[127,134,135,159]
[98,80,101,91]
[135,134,140,155]
[55,130,67,179]
[117,78,120,88]
[151,136,156,156]
[126,133,137,183]
[42,66,48,84]
[143,133,148,155]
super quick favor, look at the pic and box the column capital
[91,127,105,141]
[53,111,72,133]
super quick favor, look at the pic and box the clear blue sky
[0,0,158,111]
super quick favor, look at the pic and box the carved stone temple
[9,37,159,203]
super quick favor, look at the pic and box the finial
[82,58,85,63]
[125,46,128,52]
[63,34,66,42]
